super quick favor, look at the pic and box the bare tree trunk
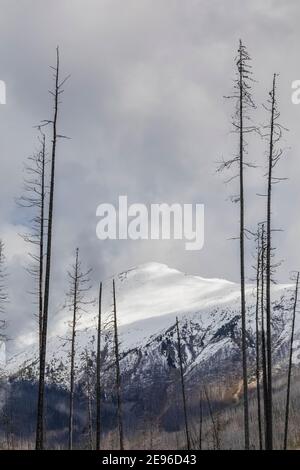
[38,132,46,355]
[218,41,256,448]
[260,224,268,449]
[199,394,203,450]
[238,40,249,450]
[0,240,8,322]
[96,281,102,450]
[218,40,256,449]
[85,350,93,450]
[204,386,220,450]
[255,228,262,450]
[2,386,13,450]
[265,74,276,450]
[16,130,47,356]
[87,379,93,450]
[69,248,79,450]
[36,48,60,450]
[175,317,190,450]
[112,279,124,450]
[65,250,92,450]
[283,271,299,450]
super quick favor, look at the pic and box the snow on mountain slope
[6,262,299,388]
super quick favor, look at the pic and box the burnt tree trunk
[265,74,276,450]
[199,394,203,450]
[260,224,268,449]
[85,350,93,450]
[255,228,263,449]
[113,279,124,450]
[218,40,256,449]
[36,48,60,450]
[38,132,46,354]
[238,40,250,450]
[96,281,102,450]
[69,248,79,450]
[204,386,220,450]
[283,271,299,450]
[175,317,190,450]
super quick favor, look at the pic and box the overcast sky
[1,0,300,353]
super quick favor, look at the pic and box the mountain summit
[7,263,296,387]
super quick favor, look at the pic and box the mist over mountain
[3,263,298,449]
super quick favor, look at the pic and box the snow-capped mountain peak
[6,263,297,393]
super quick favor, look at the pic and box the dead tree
[199,393,203,450]
[84,349,94,450]
[67,248,92,450]
[254,225,262,449]
[283,271,299,450]
[175,317,190,450]
[0,240,9,448]
[1,394,14,451]
[0,240,8,344]
[263,73,285,449]
[17,131,47,353]
[36,47,70,450]
[96,281,102,450]
[265,75,275,450]
[217,40,256,449]
[203,386,220,450]
[260,224,268,448]
[112,279,124,450]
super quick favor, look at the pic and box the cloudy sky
[1,0,300,353]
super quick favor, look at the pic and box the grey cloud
[1,0,300,353]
